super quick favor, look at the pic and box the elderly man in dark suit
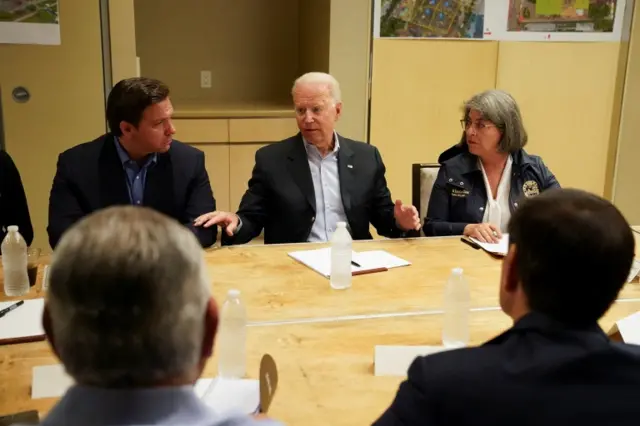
[194,72,419,245]
[47,77,216,249]
[373,188,640,426]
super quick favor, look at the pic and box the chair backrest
[412,163,440,225]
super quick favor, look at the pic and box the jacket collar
[98,133,175,217]
[487,311,608,346]
[445,148,534,176]
[43,384,216,426]
[286,132,354,214]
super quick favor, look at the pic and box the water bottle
[217,289,247,378]
[2,226,29,297]
[442,267,470,348]
[330,222,352,290]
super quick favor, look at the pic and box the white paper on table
[288,247,410,278]
[0,298,45,342]
[470,234,509,256]
[32,364,73,399]
[614,312,640,345]
[627,259,640,283]
[197,377,260,416]
[355,250,411,269]
[374,345,453,377]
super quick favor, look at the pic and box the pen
[461,237,481,250]
[0,300,24,318]
[351,260,361,267]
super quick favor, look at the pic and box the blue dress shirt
[303,132,349,242]
[38,385,282,426]
[114,138,157,206]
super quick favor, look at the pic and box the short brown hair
[106,77,170,136]
[508,188,634,325]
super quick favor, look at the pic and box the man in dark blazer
[0,149,34,245]
[194,72,420,244]
[47,77,216,249]
[373,188,640,426]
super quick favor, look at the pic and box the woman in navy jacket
[424,90,559,242]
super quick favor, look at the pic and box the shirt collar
[114,136,158,168]
[45,384,216,425]
[302,131,340,157]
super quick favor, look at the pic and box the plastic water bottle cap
[7,225,18,233]
[228,289,240,298]
[337,222,347,228]
[452,267,463,275]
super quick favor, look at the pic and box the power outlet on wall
[200,70,212,88]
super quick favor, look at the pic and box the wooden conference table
[1,233,640,425]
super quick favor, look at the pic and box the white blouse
[480,155,513,233]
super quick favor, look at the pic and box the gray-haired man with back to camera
[36,206,281,426]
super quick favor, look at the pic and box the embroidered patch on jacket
[523,180,540,197]
[451,188,470,198]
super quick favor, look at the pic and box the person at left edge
[46,77,217,249]
[0,149,34,245]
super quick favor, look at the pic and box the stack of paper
[373,345,453,376]
[627,259,640,283]
[288,247,411,277]
[608,311,640,344]
[469,234,509,256]
[0,298,45,345]
[196,378,260,416]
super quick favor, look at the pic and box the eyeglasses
[460,119,497,132]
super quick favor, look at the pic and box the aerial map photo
[0,0,58,24]
[379,0,485,38]
[508,0,617,33]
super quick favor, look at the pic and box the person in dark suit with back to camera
[424,89,559,243]
[373,188,640,426]
[193,72,420,244]
[0,149,34,245]
[47,77,216,249]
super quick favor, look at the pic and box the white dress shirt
[480,155,513,233]
[303,132,349,242]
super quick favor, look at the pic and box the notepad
[374,345,453,376]
[627,259,640,283]
[197,378,260,416]
[470,234,509,256]
[32,364,73,399]
[288,247,411,278]
[609,311,640,345]
[0,298,45,345]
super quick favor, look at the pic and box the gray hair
[292,72,342,104]
[47,206,210,387]
[461,89,528,153]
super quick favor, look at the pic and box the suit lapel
[98,135,131,208]
[144,152,176,218]
[287,134,316,212]
[337,137,354,215]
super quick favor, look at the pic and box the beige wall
[329,0,371,142]
[370,40,499,204]
[370,37,629,206]
[299,0,330,76]
[495,42,624,197]
[134,0,300,108]
[109,0,138,84]
[0,0,106,251]
[614,0,640,224]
